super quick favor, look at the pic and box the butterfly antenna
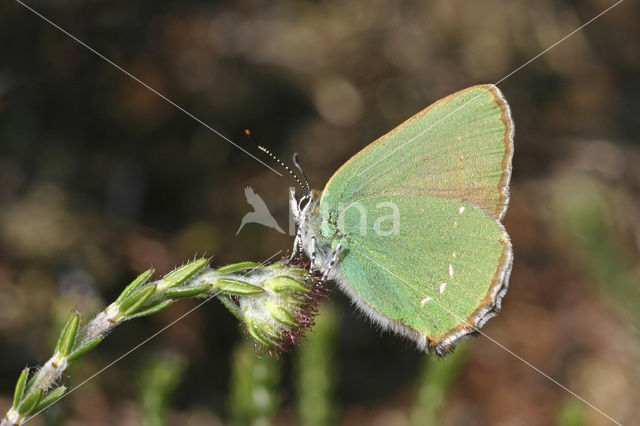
[292,153,311,196]
[245,129,305,192]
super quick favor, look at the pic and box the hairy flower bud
[207,258,323,353]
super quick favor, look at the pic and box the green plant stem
[228,340,282,425]
[138,352,187,426]
[295,305,340,426]
[409,342,470,426]
[2,258,314,426]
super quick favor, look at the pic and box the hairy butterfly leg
[321,243,343,282]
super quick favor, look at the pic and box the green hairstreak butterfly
[290,84,513,355]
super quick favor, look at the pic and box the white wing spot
[448,264,454,277]
[420,296,432,306]
[439,283,447,294]
[458,206,465,215]
[453,220,457,229]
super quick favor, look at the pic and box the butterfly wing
[317,85,513,350]
[320,84,513,221]
[332,194,511,352]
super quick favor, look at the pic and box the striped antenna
[292,153,311,195]
[245,129,307,193]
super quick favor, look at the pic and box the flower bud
[213,259,323,353]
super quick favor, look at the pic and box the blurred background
[1,0,639,424]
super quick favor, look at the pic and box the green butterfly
[290,84,513,355]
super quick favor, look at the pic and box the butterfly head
[289,187,321,224]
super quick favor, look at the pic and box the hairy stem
[2,257,316,426]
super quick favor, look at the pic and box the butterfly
[290,84,513,355]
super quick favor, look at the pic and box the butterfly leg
[321,243,343,281]
[308,236,317,273]
[292,229,301,256]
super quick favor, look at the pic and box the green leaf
[67,336,103,362]
[33,386,66,413]
[284,267,308,278]
[245,317,281,348]
[263,276,309,294]
[57,313,80,357]
[260,323,281,342]
[216,261,261,275]
[53,313,74,354]
[266,263,306,278]
[116,269,154,304]
[160,259,208,290]
[266,302,298,327]
[165,283,213,299]
[129,300,173,319]
[246,320,274,348]
[12,367,29,408]
[17,389,42,416]
[119,285,156,317]
[215,278,265,295]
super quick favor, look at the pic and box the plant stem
[2,258,316,426]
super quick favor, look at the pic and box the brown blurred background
[1,0,639,424]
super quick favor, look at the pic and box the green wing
[332,194,511,351]
[320,84,513,221]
